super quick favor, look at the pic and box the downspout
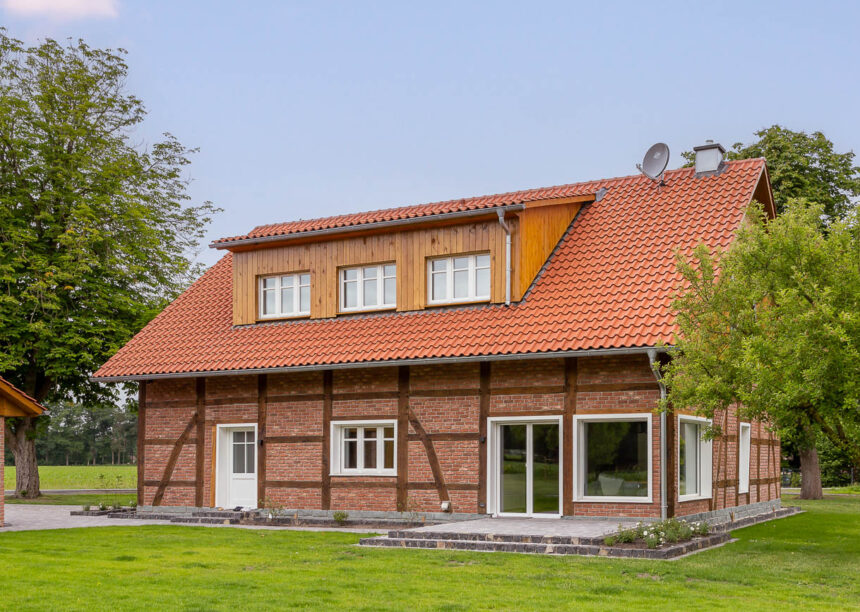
[496,209,512,305]
[647,348,668,521]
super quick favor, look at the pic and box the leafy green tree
[0,30,217,496]
[660,200,860,499]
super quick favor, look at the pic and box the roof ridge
[216,159,763,245]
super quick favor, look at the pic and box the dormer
[212,191,603,326]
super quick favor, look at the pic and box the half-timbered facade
[94,152,782,520]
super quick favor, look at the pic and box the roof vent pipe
[693,140,727,177]
[496,209,512,305]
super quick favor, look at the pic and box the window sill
[330,472,397,478]
[338,306,397,315]
[257,314,311,322]
[575,496,653,504]
[678,494,712,503]
[426,298,491,308]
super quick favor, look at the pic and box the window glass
[680,422,700,496]
[584,421,648,497]
[428,253,491,304]
[260,273,310,317]
[336,424,395,474]
[245,438,255,474]
[344,278,358,308]
[453,268,469,298]
[232,431,246,473]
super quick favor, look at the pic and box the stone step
[170,516,241,525]
[359,532,731,558]
[191,510,248,520]
[384,530,605,546]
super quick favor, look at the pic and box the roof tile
[95,160,765,379]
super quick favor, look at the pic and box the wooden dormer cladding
[512,197,586,300]
[228,195,590,326]
[231,218,511,325]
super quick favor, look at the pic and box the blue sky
[3,0,858,266]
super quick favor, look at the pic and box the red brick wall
[140,354,779,518]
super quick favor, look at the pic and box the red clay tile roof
[213,183,597,245]
[95,159,766,379]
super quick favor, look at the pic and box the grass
[828,485,860,495]
[4,465,136,490]
[4,493,135,506]
[0,495,857,610]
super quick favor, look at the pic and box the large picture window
[331,421,396,476]
[679,416,713,500]
[340,264,396,312]
[427,253,490,305]
[259,273,310,318]
[575,414,651,502]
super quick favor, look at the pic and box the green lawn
[0,496,857,610]
[4,465,136,490]
[4,493,135,506]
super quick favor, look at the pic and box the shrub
[98,502,107,511]
[83,505,91,512]
[604,536,617,546]
[645,535,660,549]
[332,511,349,525]
[605,518,709,548]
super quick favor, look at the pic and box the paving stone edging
[358,506,803,559]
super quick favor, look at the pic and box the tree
[660,200,860,499]
[0,30,217,497]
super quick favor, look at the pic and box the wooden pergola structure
[0,377,44,527]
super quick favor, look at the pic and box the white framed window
[739,422,751,494]
[573,413,653,503]
[330,421,396,476]
[340,264,396,312]
[259,273,311,318]
[427,253,491,305]
[678,415,713,501]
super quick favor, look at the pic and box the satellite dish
[637,142,670,183]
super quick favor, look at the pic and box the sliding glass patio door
[496,420,560,516]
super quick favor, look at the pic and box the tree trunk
[5,417,41,498]
[799,445,823,500]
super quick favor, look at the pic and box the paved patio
[404,516,639,539]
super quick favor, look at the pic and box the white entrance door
[216,425,258,509]
[488,417,562,517]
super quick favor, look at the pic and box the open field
[4,465,136,490]
[0,496,857,610]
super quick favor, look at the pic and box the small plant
[98,501,107,511]
[83,505,91,512]
[605,518,709,548]
[262,497,285,519]
[332,511,349,525]
[129,500,138,509]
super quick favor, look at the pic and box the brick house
[0,377,44,526]
[94,146,781,520]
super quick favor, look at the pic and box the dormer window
[259,273,310,319]
[340,264,396,312]
[427,253,490,305]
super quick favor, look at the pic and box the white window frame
[330,420,397,476]
[739,422,751,494]
[573,413,653,504]
[427,253,491,305]
[339,264,397,312]
[678,415,713,502]
[486,415,563,518]
[259,272,311,319]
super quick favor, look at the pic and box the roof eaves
[211,202,527,250]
